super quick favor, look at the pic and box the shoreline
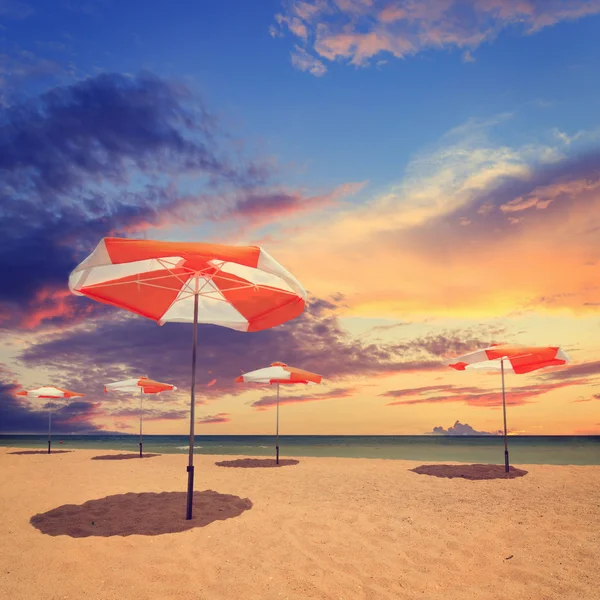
[1,444,599,466]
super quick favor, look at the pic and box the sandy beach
[1,447,599,600]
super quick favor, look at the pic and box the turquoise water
[1,435,599,465]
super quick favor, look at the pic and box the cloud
[198,413,231,424]
[270,118,600,318]
[383,379,587,407]
[428,420,502,435]
[391,330,505,358]
[251,386,356,410]
[0,69,365,330]
[541,360,600,381]
[272,0,600,73]
[17,296,443,410]
[225,182,365,229]
[573,393,600,403]
[0,70,362,330]
[290,45,327,76]
[106,407,188,421]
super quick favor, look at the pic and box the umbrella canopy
[236,362,322,463]
[235,361,322,385]
[69,237,306,331]
[17,386,84,399]
[104,377,177,457]
[447,344,570,374]
[447,344,570,472]
[104,377,177,395]
[69,237,307,519]
[16,387,84,453]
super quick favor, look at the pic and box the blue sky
[1,1,600,436]
[4,0,600,193]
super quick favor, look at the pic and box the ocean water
[1,434,599,465]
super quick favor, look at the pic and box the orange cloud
[383,379,589,407]
[270,139,600,318]
[198,412,230,424]
[252,386,357,410]
[273,0,600,72]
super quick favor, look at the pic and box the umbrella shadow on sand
[91,453,160,460]
[410,464,528,480]
[30,490,252,537]
[215,458,299,468]
[9,450,73,455]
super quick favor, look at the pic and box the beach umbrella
[235,362,322,463]
[104,377,177,457]
[15,387,85,453]
[69,237,306,519]
[447,344,569,472]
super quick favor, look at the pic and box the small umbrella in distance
[69,237,307,519]
[236,362,322,463]
[447,344,569,472]
[15,386,85,453]
[104,377,177,457]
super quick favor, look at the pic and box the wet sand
[1,447,598,599]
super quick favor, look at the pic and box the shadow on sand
[9,450,73,455]
[410,464,528,480]
[91,453,160,460]
[215,458,299,468]
[30,490,252,537]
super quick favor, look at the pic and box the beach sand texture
[1,447,599,600]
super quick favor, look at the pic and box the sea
[1,434,599,465]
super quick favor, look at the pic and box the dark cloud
[382,384,480,399]
[17,296,443,404]
[573,393,600,403]
[198,413,230,424]
[540,360,600,381]
[391,329,505,359]
[428,420,502,436]
[106,407,188,421]
[0,71,270,329]
[251,387,356,410]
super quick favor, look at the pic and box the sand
[1,447,599,600]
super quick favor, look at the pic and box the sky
[1,0,600,437]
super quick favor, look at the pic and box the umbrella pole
[139,388,143,458]
[276,382,280,465]
[501,359,510,473]
[48,406,52,454]
[186,290,199,520]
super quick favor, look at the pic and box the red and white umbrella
[69,237,306,519]
[104,377,177,457]
[448,344,570,472]
[236,362,322,463]
[16,387,85,454]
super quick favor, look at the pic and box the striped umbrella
[447,344,570,472]
[69,237,306,519]
[236,362,322,463]
[16,387,85,453]
[104,377,177,457]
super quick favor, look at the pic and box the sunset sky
[1,0,600,437]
